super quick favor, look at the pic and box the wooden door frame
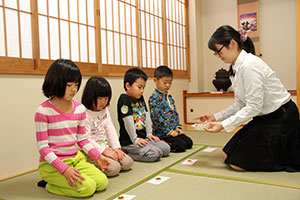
[297,0,300,109]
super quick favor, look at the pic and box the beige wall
[192,0,296,92]
[0,74,188,180]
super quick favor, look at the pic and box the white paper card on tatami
[113,194,136,200]
[181,159,197,165]
[201,147,217,152]
[147,176,170,185]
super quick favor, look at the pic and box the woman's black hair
[81,76,112,110]
[123,68,148,91]
[208,25,255,55]
[42,59,82,98]
[154,65,173,80]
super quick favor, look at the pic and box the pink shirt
[35,100,101,174]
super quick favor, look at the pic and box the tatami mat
[0,146,203,200]
[1,131,300,200]
[169,147,300,189]
[124,171,300,200]
[185,131,233,147]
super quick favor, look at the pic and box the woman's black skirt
[223,100,300,172]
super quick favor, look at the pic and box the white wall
[194,0,296,92]
[0,74,188,180]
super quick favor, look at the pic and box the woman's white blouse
[214,50,290,132]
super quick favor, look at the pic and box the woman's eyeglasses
[213,45,225,56]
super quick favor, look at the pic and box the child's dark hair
[123,68,148,91]
[154,66,173,80]
[81,76,112,110]
[208,25,255,55]
[42,59,82,98]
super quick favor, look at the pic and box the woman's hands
[199,114,223,132]
[199,114,216,122]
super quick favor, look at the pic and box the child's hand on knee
[63,167,85,189]
[147,135,160,142]
[169,130,178,137]
[97,156,111,172]
[137,138,149,147]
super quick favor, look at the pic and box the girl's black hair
[154,66,173,80]
[123,68,148,91]
[81,76,112,110]
[42,59,82,98]
[208,25,255,55]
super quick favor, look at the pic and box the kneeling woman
[200,25,300,172]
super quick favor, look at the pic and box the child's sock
[37,180,47,188]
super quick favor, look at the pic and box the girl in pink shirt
[81,76,133,176]
[35,59,110,197]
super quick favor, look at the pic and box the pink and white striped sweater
[34,100,101,174]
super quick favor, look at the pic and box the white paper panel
[131,6,136,36]
[19,0,31,12]
[145,13,149,40]
[0,9,5,56]
[151,42,155,68]
[0,1,2,6]
[60,20,70,59]
[114,32,120,65]
[119,2,124,33]
[88,27,95,63]
[78,0,86,24]
[60,0,68,20]
[48,0,58,17]
[127,36,132,65]
[70,0,78,22]
[70,23,79,61]
[125,4,131,34]
[87,0,94,26]
[140,12,145,39]
[107,31,113,64]
[101,30,107,64]
[79,25,87,62]
[6,9,19,57]
[146,40,150,67]
[49,18,59,59]
[113,0,119,31]
[38,15,48,59]
[132,37,137,66]
[20,13,32,58]
[5,0,17,9]
[38,0,47,15]
[106,0,112,30]
[140,0,144,11]
[142,40,146,67]
[150,15,154,40]
[100,0,105,28]
[120,34,126,65]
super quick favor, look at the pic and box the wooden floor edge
[0,168,38,182]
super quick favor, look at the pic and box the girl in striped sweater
[34,59,110,197]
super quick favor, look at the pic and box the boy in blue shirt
[149,66,193,152]
[117,67,170,161]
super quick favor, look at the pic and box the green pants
[39,151,108,197]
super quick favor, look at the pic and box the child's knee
[94,172,109,191]
[120,155,134,171]
[77,179,97,197]
[104,161,121,177]
[160,142,171,156]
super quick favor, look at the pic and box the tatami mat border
[0,169,38,182]
[166,167,300,190]
[106,146,207,200]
